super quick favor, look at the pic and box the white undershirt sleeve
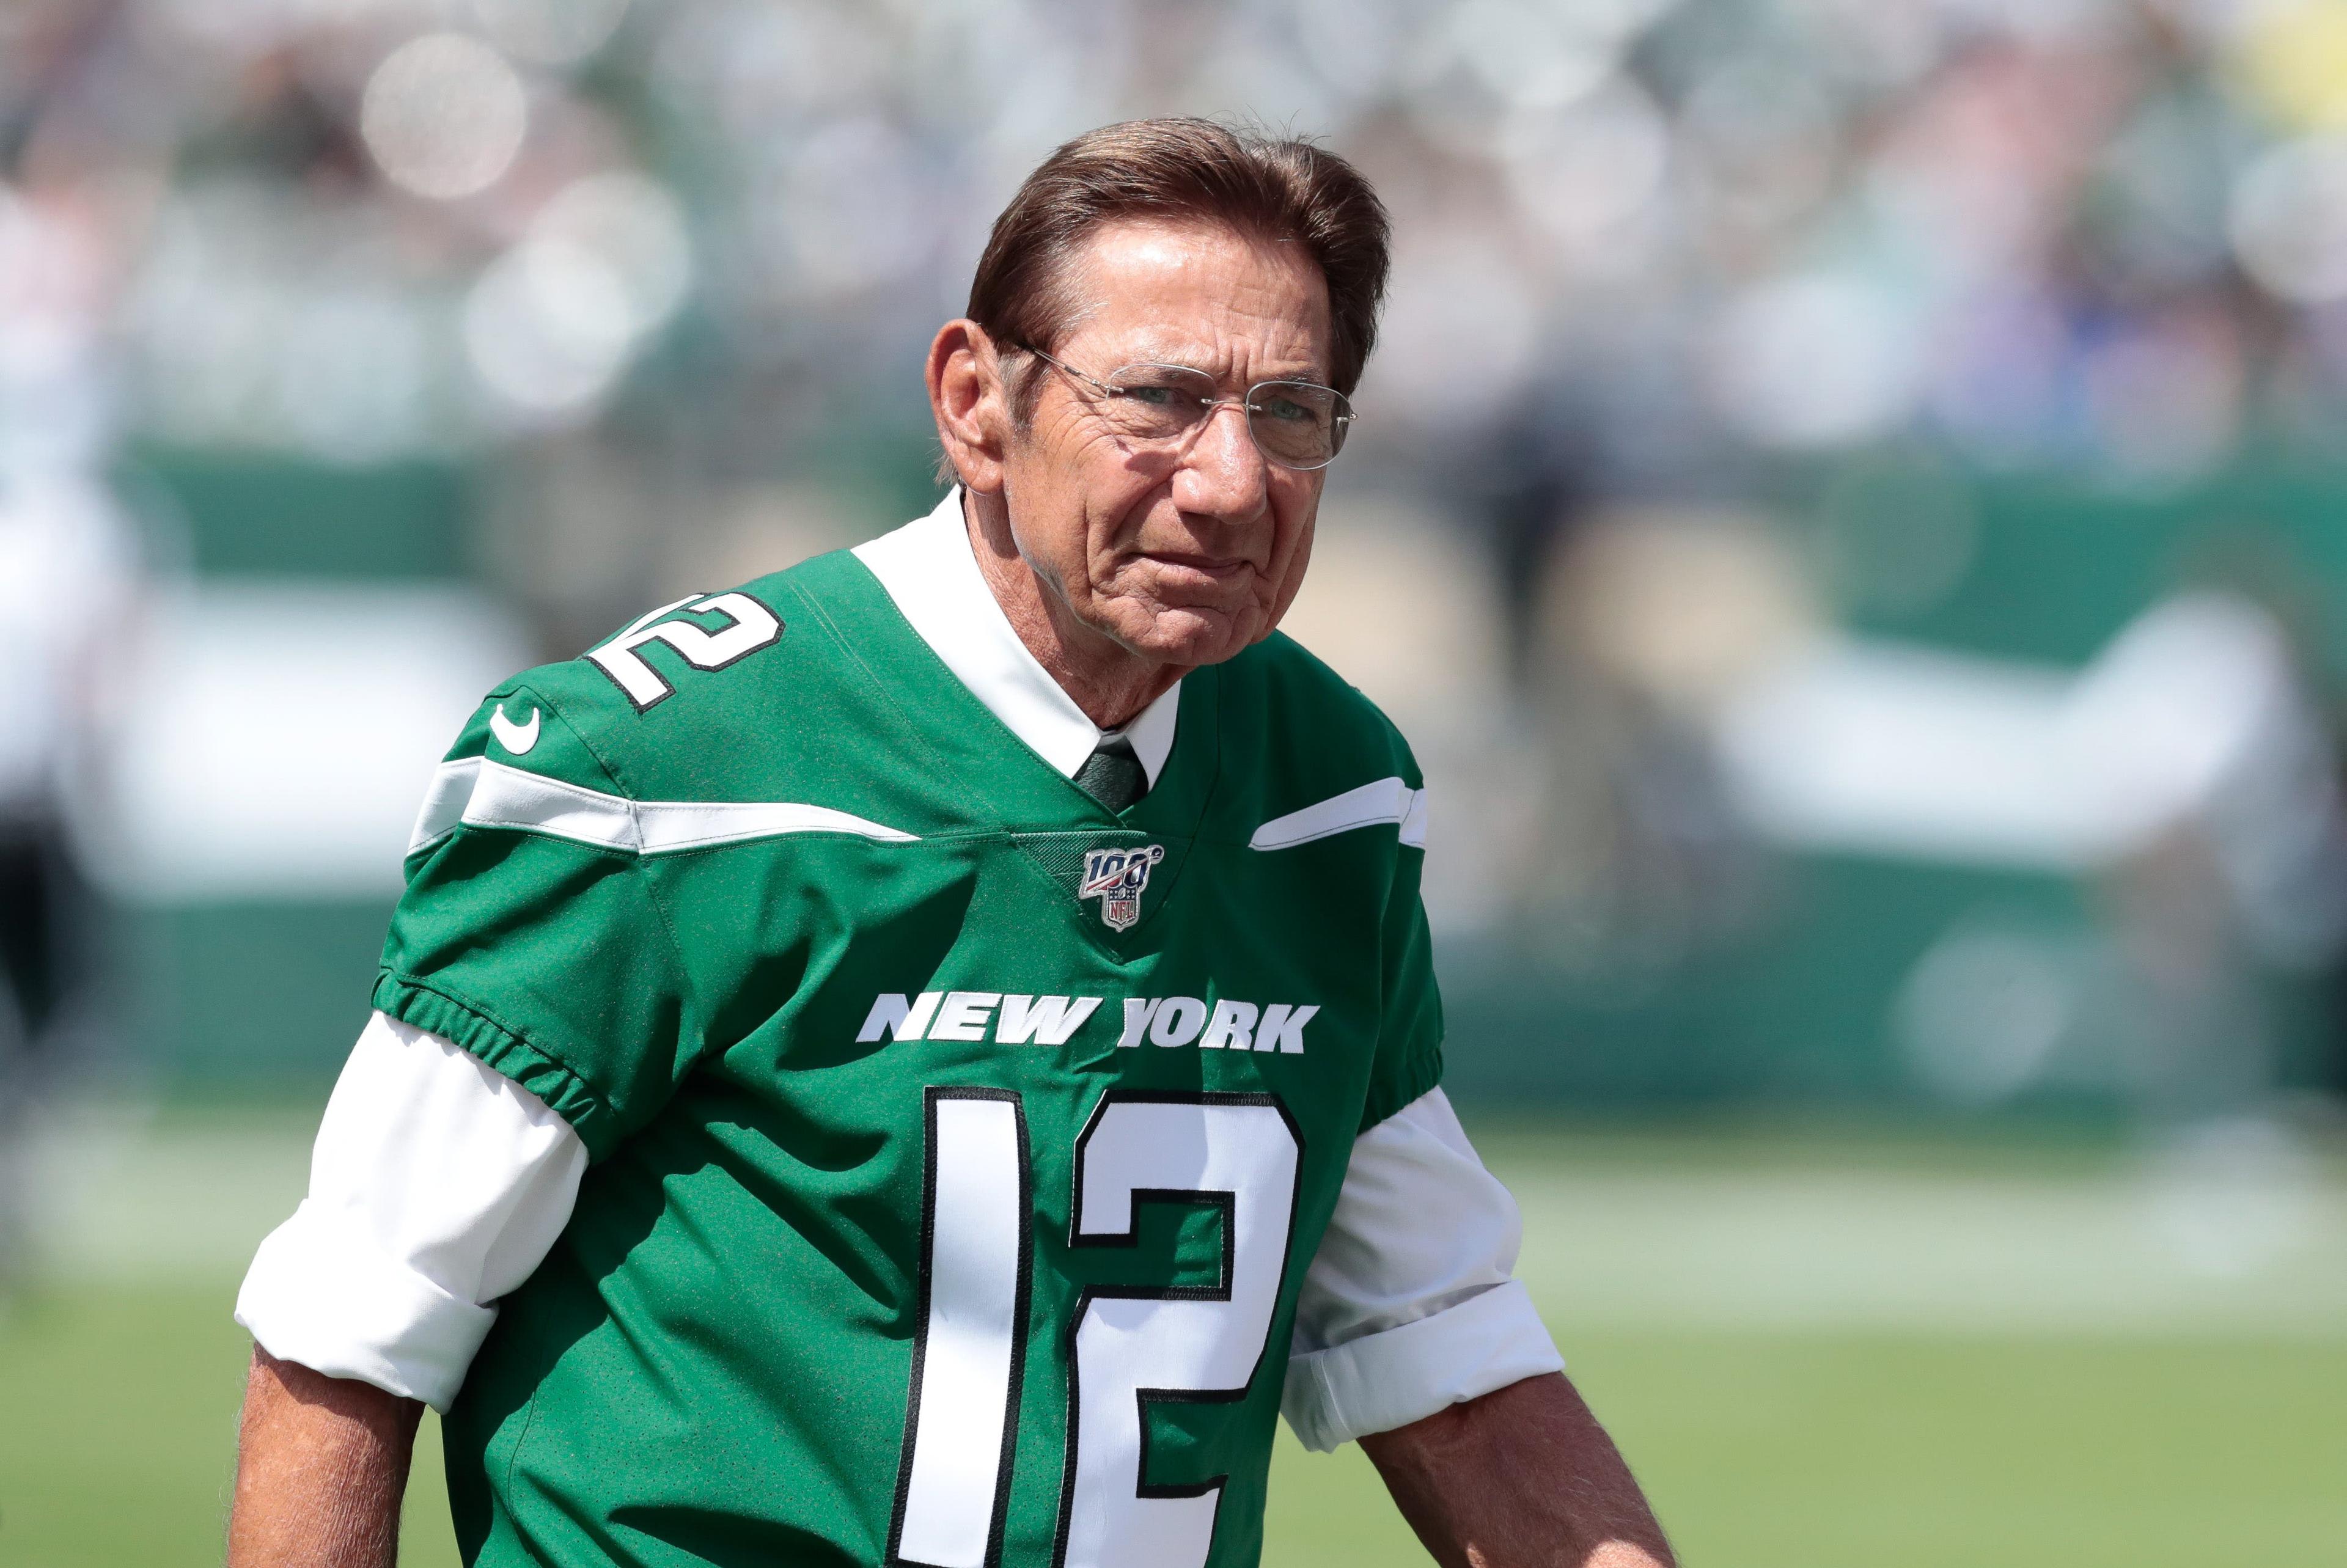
[234,1010,589,1412]
[1281,1087,1564,1452]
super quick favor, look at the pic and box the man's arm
[1361,1372,1674,1568]
[227,1347,423,1568]
[1281,1089,1666,1562]
[228,1013,593,1565]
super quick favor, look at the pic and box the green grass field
[4,1108,2344,1565]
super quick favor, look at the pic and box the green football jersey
[376,544,1442,1568]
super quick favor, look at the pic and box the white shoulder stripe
[630,796,917,853]
[462,761,639,849]
[407,756,916,857]
[409,757,483,854]
[1250,777,1429,852]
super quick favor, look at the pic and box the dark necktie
[1073,735,1146,813]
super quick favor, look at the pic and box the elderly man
[229,120,1673,1568]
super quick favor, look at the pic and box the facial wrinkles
[1106,297,1326,391]
[1084,298,1319,552]
[1003,220,1330,669]
[1065,226,1326,383]
[1095,430,1306,631]
[1098,443,1269,579]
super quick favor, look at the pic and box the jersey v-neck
[781,543,1221,844]
[850,488,1181,789]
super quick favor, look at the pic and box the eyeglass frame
[1010,343,1356,472]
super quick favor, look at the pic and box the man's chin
[1115,604,1260,667]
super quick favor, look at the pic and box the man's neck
[962,489,1188,731]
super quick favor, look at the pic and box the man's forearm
[1359,1372,1674,1568]
[229,1346,424,1568]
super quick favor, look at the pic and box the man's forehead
[1091,324,1326,378]
[1057,220,1331,376]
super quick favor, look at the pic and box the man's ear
[927,319,1010,496]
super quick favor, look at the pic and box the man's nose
[1172,401,1270,519]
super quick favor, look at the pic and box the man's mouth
[1139,551,1251,581]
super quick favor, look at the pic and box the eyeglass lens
[1098,364,1349,469]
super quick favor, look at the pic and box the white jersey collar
[852,489,1181,789]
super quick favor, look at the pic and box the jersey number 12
[887,1088,1303,1568]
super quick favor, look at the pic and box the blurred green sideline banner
[114,451,2347,1108]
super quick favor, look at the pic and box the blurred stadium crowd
[17,0,2347,472]
[6,0,2347,1171]
[7,1,2347,477]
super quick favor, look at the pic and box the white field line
[1503,1164,2347,1339]
[21,1108,2347,1338]
[20,1107,312,1284]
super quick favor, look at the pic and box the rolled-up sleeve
[1282,1088,1563,1452]
[234,1010,588,1412]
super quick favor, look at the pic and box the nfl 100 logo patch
[1077,844,1166,931]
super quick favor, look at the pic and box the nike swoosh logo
[490,703,540,755]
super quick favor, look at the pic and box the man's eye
[1260,396,1313,422]
[1115,384,1183,407]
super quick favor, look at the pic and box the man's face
[994,219,1333,669]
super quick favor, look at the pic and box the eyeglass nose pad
[1205,399,1264,458]
[1175,400,1269,489]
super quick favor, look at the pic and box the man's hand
[1359,1372,1674,1568]
[228,1346,423,1568]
